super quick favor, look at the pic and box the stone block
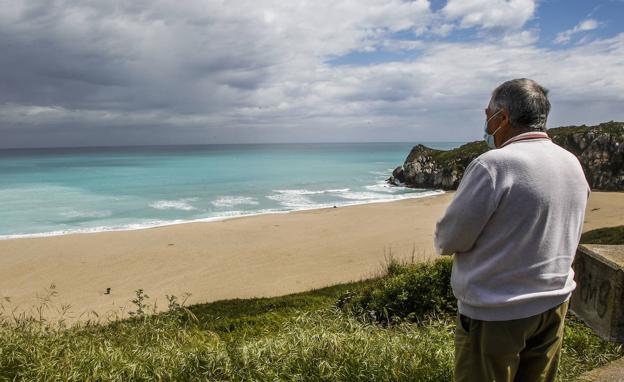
[570,244,624,343]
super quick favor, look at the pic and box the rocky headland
[388,121,624,191]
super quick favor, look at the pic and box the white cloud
[6,32,622,132]
[554,18,600,44]
[431,23,455,37]
[380,39,425,52]
[1,1,624,147]
[0,0,434,113]
[501,29,539,46]
[442,0,536,30]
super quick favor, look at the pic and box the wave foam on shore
[0,190,444,240]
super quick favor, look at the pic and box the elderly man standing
[434,78,590,382]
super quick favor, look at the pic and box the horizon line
[0,140,470,151]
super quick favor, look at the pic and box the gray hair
[489,78,551,131]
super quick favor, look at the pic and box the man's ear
[499,108,510,129]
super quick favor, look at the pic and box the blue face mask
[483,110,503,149]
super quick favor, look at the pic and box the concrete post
[570,244,624,343]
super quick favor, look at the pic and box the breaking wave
[149,198,198,211]
[211,196,259,208]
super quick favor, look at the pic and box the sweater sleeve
[434,159,497,256]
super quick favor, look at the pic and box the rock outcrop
[387,121,624,191]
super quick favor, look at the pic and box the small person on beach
[434,78,590,382]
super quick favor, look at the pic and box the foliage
[580,225,624,245]
[558,314,624,381]
[127,288,150,317]
[547,121,623,139]
[0,258,622,381]
[336,257,456,324]
[433,141,488,168]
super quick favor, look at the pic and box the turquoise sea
[0,142,463,239]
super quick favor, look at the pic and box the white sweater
[434,132,590,321]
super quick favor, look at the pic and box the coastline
[0,189,445,241]
[1,191,622,324]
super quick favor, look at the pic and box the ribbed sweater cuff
[457,293,571,321]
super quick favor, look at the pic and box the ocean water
[0,142,463,239]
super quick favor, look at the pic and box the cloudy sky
[1,0,623,148]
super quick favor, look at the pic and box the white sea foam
[266,192,315,208]
[365,183,400,193]
[149,198,198,211]
[336,191,388,200]
[211,196,259,208]
[0,211,281,240]
[267,188,351,208]
[212,210,244,217]
[326,188,350,193]
[59,210,113,218]
[0,191,445,240]
[338,188,444,202]
[273,188,350,195]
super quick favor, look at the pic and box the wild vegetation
[1,226,622,381]
[580,225,624,245]
[391,121,624,190]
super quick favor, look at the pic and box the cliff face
[388,121,624,191]
[549,122,623,190]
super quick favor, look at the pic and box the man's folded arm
[434,159,497,256]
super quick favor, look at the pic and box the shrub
[580,225,624,245]
[337,257,456,324]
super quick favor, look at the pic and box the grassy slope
[1,226,623,380]
[580,225,624,245]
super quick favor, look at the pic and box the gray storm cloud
[1,0,623,148]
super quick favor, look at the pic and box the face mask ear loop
[486,109,501,126]
[491,124,503,137]
[483,109,503,149]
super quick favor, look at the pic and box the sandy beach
[0,191,622,324]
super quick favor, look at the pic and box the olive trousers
[454,299,569,382]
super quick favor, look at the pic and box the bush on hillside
[580,225,624,245]
[336,258,456,324]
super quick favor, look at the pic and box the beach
[1,191,622,324]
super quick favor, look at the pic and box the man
[434,78,590,382]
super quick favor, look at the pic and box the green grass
[1,257,622,381]
[433,141,488,167]
[547,121,623,139]
[560,314,624,380]
[581,225,624,245]
[337,257,455,324]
